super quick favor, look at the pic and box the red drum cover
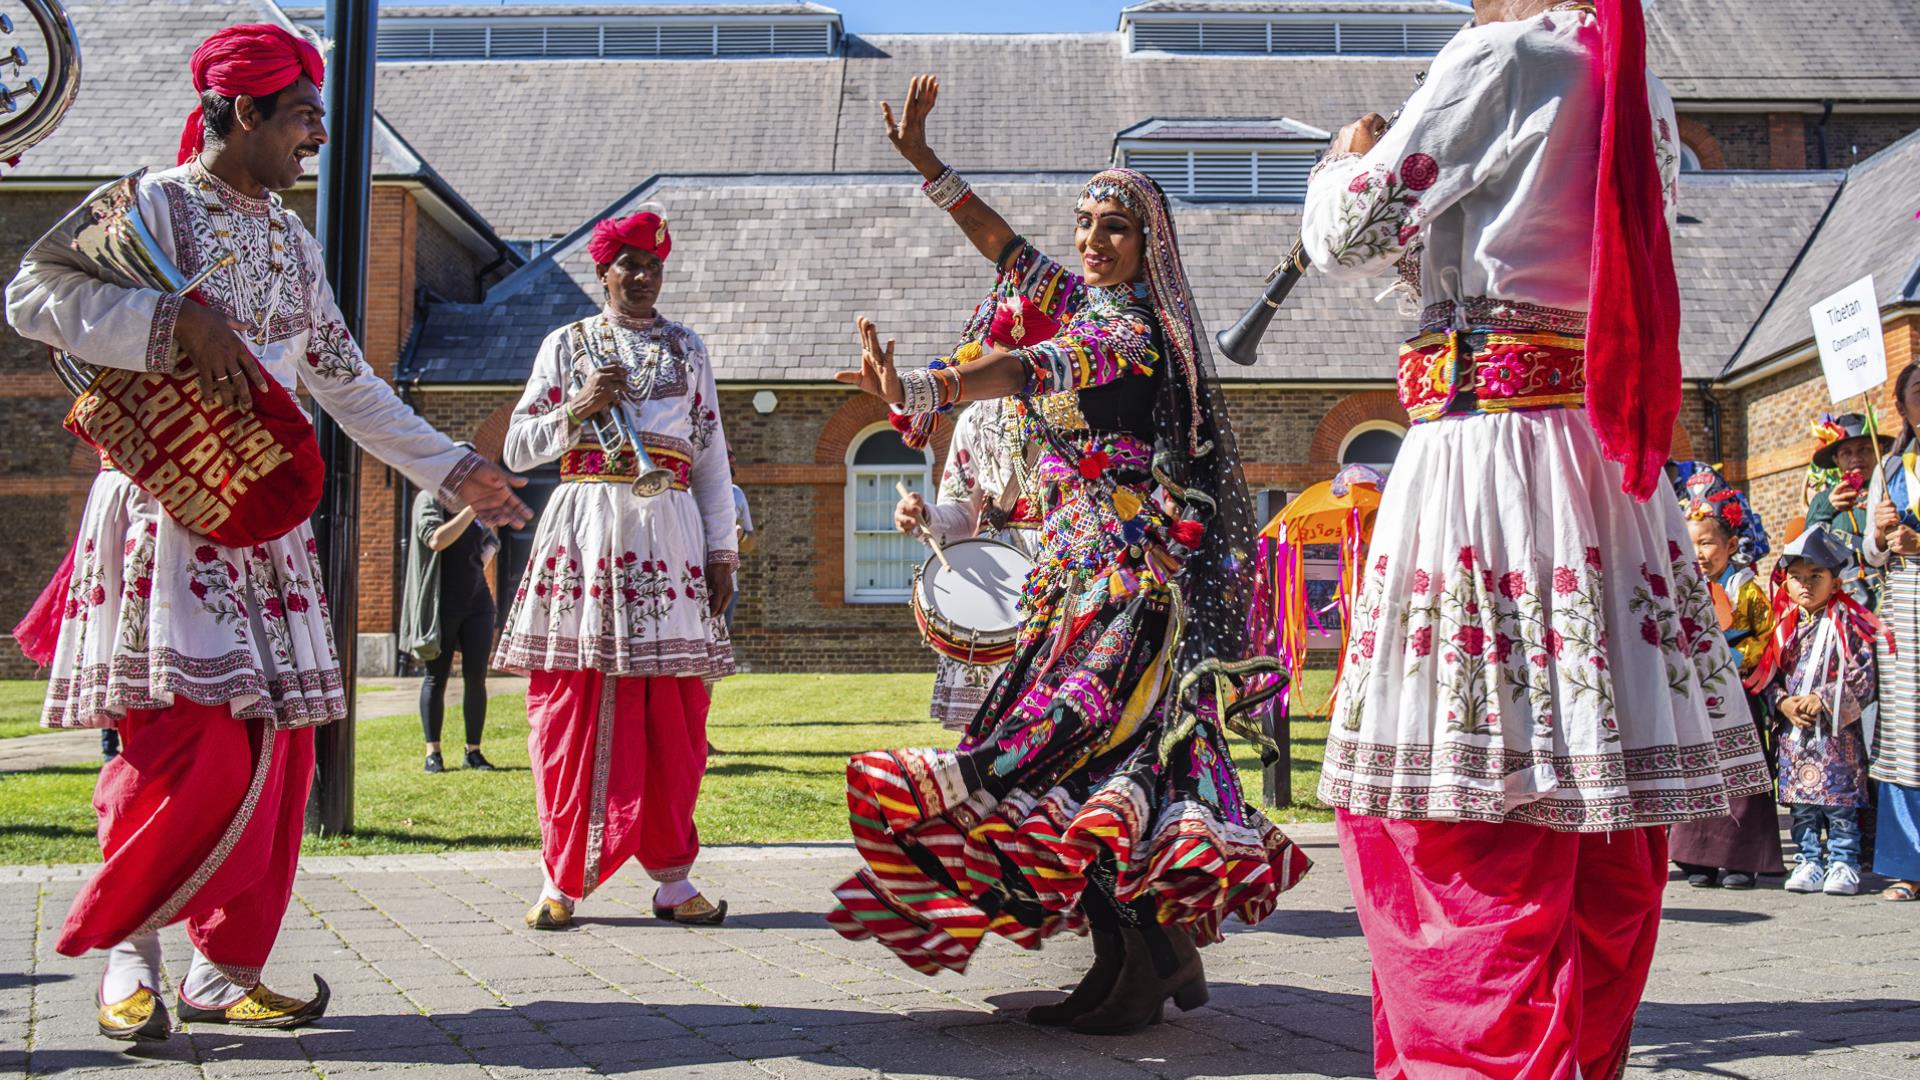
[64,353,324,547]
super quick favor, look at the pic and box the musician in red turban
[1298,1,1768,1075]
[494,208,741,931]
[4,23,532,1043]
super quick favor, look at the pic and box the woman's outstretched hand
[882,74,942,175]
[834,316,904,406]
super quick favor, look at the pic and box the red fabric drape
[1338,812,1667,1080]
[59,701,315,987]
[1585,0,1682,501]
[528,670,709,899]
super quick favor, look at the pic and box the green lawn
[0,671,1334,866]
[0,680,51,740]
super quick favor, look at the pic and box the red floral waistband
[559,443,692,490]
[1398,330,1587,424]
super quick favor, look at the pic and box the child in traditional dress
[1752,527,1881,896]
[1670,477,1783,887]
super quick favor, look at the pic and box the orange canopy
[1261,480,1382,545]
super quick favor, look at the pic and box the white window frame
[1337,420,1408,468]
[843,422,935,605]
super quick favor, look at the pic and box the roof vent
[341,14,841,62]
[1123,6,1468,57]
[1115,118,1329,201]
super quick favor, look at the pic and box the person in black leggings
[408,488,500,773]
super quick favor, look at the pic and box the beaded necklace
[587,311,668,405]
[187,157,291,347]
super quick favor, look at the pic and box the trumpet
[569,358,675,498]
[1,1,81,164]
[1215,74,1425,367]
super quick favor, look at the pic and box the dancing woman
[827,75,1308,1036]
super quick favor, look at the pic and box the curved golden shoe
[525,897,574,930]
[652,893,727,926]
[176,975,330,1029]
[98,986,170,1042]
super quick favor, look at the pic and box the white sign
[1811,275,1887,403]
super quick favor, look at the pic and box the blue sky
[384,1,1466,34]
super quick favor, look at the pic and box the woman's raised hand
[834,316,904,406]
[882,74,941,173]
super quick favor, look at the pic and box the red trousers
[1337,812,1667,1080]
[59,700,315,987]
[528,671,709,898]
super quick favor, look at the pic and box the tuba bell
[0,0,81,166]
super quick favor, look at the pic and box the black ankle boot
[1027,930,1122,1026]
[1069,924,1207,1036]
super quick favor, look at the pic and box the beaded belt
[559,443,692,490]
[1397,329,1586,424]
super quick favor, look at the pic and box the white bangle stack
[922,167,971,212]
[898,368,940,416]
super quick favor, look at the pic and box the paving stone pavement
[5,825,1918,1079]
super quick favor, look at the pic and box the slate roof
[403,169,1837,387]
[12,0,419,181]
[1120,1,1469,15]
[1117,118,1330,141]
[1725,128,1920,378]
[284,4,839,17]
[1645,0,1920,102]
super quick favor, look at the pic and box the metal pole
[308,0,376,837]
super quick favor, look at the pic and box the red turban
[588,212,672,265]
[177,24,326,166]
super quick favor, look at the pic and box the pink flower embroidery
[190,579,208,600]
[1545,629,1565,658]
[1454,626,1487,657]
[89,584,106,606]
[1553,567,1579,595]
[1492,632,1514,663]
[1458,546,1477,570]
[1411,569,1432,594]
[1347,171,1373,194]
[1400,153,1439,192]
[196,545,217,563]
[287,594,309,613]
[1410,626,1434,657]
[1584,547,1603,570]
[1644,567,1670,599]
[1498,571,1527,600]
[135,577,152,599]
[1358,630,1377,660]
[262,597,284,619]
[1640,616,1662,646]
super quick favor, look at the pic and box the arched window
[845,423,934,603]
[1338,421,1406,470]
[1679,142,1703,173]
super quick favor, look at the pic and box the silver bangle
[898,367,939,415]
[922,167,971,212]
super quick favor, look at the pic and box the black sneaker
[1686,871,1718,888]
[464,750,497,771]
[1720,872,1756,890]
[423,751,444,774]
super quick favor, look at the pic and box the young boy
[1671,479,1783,887]
[1806,413,1882,607]
[1751,526,1879,895]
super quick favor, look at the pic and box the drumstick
[897,480,953,572]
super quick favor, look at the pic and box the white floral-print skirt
[1320,409,1771,832]
[42,471,343,730]
[494,484,733,679]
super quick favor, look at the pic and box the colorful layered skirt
[827,436,1310,975]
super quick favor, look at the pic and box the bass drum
[911,537,1033,666]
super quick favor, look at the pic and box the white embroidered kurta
[4,162,481,730]
[493,312,736,678]
[924,399,1039,729]
[1303,8,1768,831]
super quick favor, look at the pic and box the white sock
[653,878,698,907]
[182,948,248,1008]
[540,870,576,910]
[101,931,163,1003]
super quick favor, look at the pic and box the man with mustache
[493,211,738,931]
[5,23,531,1042]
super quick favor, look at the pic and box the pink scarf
[1585,0,1681,501]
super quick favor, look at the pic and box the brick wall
[1803,113,1920,170]
[1682,112,1776,170]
